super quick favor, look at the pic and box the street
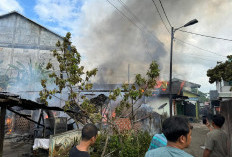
[185,123,210,157]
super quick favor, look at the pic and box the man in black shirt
[69,123,98,157]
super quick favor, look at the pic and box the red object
[115,118,132,132]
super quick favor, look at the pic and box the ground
[185,123,210,157]
[3,139,33,157]
[2,122,209,157]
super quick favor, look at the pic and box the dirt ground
[2,139,33,157]
[184,123,210,157]
[2,122,209,157]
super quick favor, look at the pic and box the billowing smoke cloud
[70,0,231,91]
[74,0,204,84]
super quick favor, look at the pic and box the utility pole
[0,105,6,157]
[128,64,130,84]
[169,27,174,117]
[168,19,198,117]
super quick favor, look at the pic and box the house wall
[146,96,170,116]
[220,100,232,157]
[0,13,63,73]
[183,91,199,119]
[216,81,232,100]
[183,91,198,98]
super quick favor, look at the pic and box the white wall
[146,96,170,116]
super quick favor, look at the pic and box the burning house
[147,78,201,118]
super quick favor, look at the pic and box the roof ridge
[0,11,64,39]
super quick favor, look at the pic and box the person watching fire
[145,116,193,157]
[203,114,228,157]
[69,123,98,157]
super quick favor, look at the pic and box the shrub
[91,131,152,157]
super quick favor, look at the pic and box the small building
[147,78,201,118]
[216,80,232,101]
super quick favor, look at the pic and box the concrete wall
[0,13,63,74]
[215,81,232,101]
[146,96,170,116]
[220,100,232,157]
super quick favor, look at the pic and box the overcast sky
[1,0,232,93]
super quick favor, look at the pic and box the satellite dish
[158,103,167,110]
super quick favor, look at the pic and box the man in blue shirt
[145,116,193,157]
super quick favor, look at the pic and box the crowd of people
[69,114,229,157]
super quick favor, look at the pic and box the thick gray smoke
[76,0,204,84]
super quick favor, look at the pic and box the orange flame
[6,117,13,134]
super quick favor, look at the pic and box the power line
[175,52,219,62]
[176,51,225,59]
[151,0,170,33]
[118,0,142,26]
[106,0,143,32]
[175,38,227,58]
[117,0,155,60]
[116,0,164,43]
[179,30,232,42]
[108,0,228,61]
[150,0,228,58]
[158,0,172,27]
[106,0,155,59]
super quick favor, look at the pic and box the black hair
[162,116,190,142]
[82,123,98,141]
[212,114,225,128]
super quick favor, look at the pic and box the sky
[0,0,232,93]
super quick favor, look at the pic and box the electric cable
[179,30,232,42]
[158,0,172,27]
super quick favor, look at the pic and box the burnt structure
[0,92,75,156]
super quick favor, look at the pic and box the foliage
[0,74,11,90]
[191,88,209,103]
[94,61,160,156]
[40,32,98,124]
[111,61,160,122]
[39,32,160,156]
[8,59,51,86]
[207,55,232,84]
[91,131,152,157]
[0,60,11,90]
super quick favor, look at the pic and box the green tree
[39,32,160,157]
[99,61,160,157]
[207,55,232,84]
[40,32,98,125]
[8,59,51,87]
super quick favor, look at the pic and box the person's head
[82,123,98,145]
[162,116,192,149]
[212,114,225,128]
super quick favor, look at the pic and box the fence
[49,129,81,157]
[220,99,232,157]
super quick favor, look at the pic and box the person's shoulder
[166,147,194,157]
[69,146,78,157]
[181,150,194,157]
[69,146,77,152]
[145,147,166,156]
[207,129,216,136]
[69,146,90,157]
